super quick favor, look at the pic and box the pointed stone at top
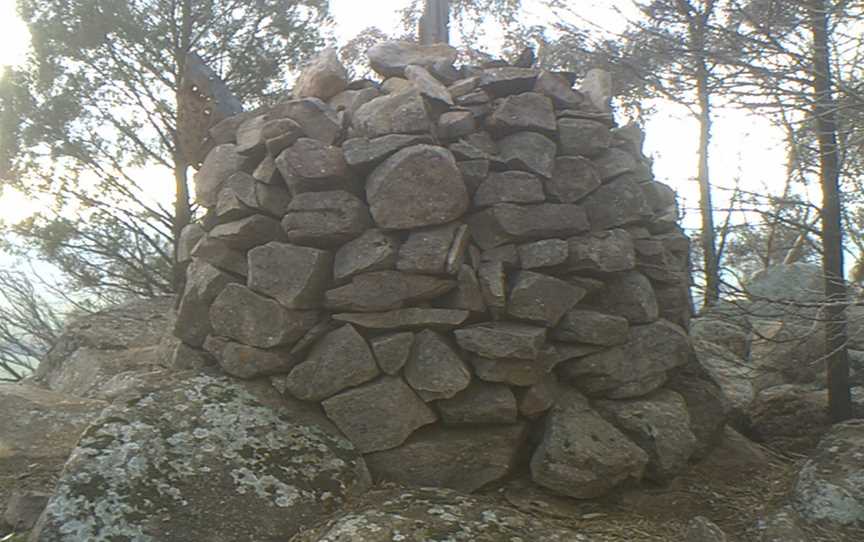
[294,48,349,101]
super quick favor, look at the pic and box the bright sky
[0,0,787,233]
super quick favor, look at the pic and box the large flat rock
[30,374,371,542]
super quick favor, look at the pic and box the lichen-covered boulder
[30,373,371,542]
[290,487,584,542]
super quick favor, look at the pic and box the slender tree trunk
[809,0,852,422]
[172,0,194,295]
[420,0,450,45]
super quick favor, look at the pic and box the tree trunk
[809,0,852,422]
[419,0,450,45]
[172,0,194,296]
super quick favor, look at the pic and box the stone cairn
[173,41,708,498]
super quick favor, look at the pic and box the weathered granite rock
[364,424,529,492]
[397,222,462,275]
[568,230,636,273]
[498,131,557,178]
[4,492,51,532]
[593,147,638,181]
[468,203,590,250]
[329,87,380,124]
[595,389,698,481]
[794,420,864,528]
[294,47,348,101]
[247,242,332,309]
[194,144,243,207]
[333,308,469,330]
[353,90,431,138]
[210,284,318,349]
[581,68,613,112]
[282,190,372,247]
[603,271,660,324]
[342,134,432,170]
[534,71,582,109]
[437,265,487,312]
[209,215,285,251]
[366,145,468,230]
[367,40,458,78]
[261,118,306,158]
[473,171,545,207]
[267,98,342,145]
[530,390,648,498]
[0,384,107,530]
[30,374,370,542]
[518,373,560,418]
[276,138,355,195]
[333,229,400,282]
[283,324,379,401]
[546,156,601,203]
[190,235,248,277]
[291,487,584,542]
[554,309,630,346]
[370,332,414,375]
[175,260,238,347]
[758,507,810,542]
[437,110,476,140]
[471,355,552,387]
[207,339,299,379]
[507,271,585,326]
[692,338,754,424]
[437,380,518,425]
[557,118,611,158]
[324,271,454,312]
[321,376,437,453]
[480,67,539,97]
[667,373,728,459]
[177,223,206,264]
[518,239,569,269]
[405,65,453,106]
[488,92,556,136]
[558,319,691,398]
[584,177,653,230]
[455,322,546,360]
[477,260,507,313]
[404,330,472,401]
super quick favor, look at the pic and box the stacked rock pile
[173,41,717,498]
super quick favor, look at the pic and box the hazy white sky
[0,0,787,230]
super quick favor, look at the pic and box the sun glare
[0,0,31,68]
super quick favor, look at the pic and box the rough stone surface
[554,309,630,346]
[247,242,332,309]
[210,284,318,349]
[342,134,432,170]
[194,144,243,207]
[282,191,372,247]
[437,380,518,425]
[584,178,653,230]
[686,517,728,542]
[507,271,585,326]
[294,47,348,101]
[794,420,864,528]
[333,308,469,330]
[324,271,454,312]
[366,145,468,230]
[333,229,400,282]
[190,235,248,277]
[291,487,584,542]
[547,156,601,203]
[473,171,546,207]
[498,131,557,178]
[370,332,414,375]
[364,424,528,492]
[321,376,437,453]
[488,92,556,136]
[568,230,636,273]
[518,239,569,269]
[559,319,691,398]
[175,261,238,347]
[530,390,648,498]
[534,70,582,109]
[276,138,355,196]
[353,90,431,138]
[595,389,698,481]
[455,322,546,360]
[468,203,589,250]
[207,340,299,379]
[396,223,461,275]
[30,374,370,542]
[267,98,342,146]
[283,324,379,402]
[209,215,285,251]
[480,67,539,97]
[405,65,453,105]
[404,330,472,401]
[602,271,660,324]
[367,41,458,78]
[557,118,611,158]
